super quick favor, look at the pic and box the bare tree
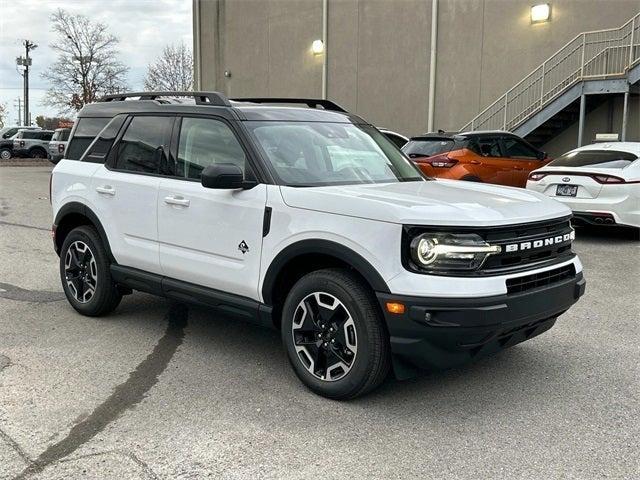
[42,9,128,113]
[144,43,193,92]
[0,103,6,128]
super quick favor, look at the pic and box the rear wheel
[59,226,121,316]
[30,148,47,159]
[0,148,11,160]
[281,269,390,400]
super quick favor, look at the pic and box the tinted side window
[82,116,127,164]
[175,117,247,180]
[476,137,503,157]
[67,117,110,160]
[502,137,538,159]
[40,132,53,141]
[23,131,38,139]
[115,116,173,174]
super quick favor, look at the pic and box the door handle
[470,160,481,165]
[164,195,190,207]
[96,185,116,196]
[513,167,524,171]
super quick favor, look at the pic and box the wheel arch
[261,239,390,327]
[54,202,114,261]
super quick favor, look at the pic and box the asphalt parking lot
[1,165,638,479]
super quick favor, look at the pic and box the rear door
[157,116,267,300]
[500,136,544,187]
[472,136,515,185]
[90,115,174,274]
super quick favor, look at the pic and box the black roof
[409,130,523,142]
[78,91,367,124]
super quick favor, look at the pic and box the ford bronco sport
[51,92,585,399]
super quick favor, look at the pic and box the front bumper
[377,271,585,378]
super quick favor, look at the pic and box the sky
[0,0,192,125]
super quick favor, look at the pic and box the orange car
[402,131,551,187]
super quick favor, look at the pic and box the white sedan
[526,142,639,228]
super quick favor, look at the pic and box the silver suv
[0,126,41,160]
[48,128,71,164]
[13,129,54,159]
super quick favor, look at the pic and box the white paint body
[53,159,583,303]
[526,142,640,228]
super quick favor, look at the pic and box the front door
[500,136,545,187]
[157,116,267,301]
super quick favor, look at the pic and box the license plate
[556,185,578,197]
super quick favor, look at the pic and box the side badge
[238,240,249,254]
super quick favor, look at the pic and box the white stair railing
[460,12,640,133]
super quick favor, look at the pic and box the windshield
[402,138,454,158]
[549,149,638,169]
[245,121,424,186]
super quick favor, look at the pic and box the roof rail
[231,98,347,113]
[99,91,231,107]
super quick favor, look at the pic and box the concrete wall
[195,0,639,144]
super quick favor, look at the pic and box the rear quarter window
[550,150,638,169]
[81,116,127,164]
[66,117,110,160]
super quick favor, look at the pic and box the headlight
[409,233,501,272]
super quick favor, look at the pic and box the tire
[0,148,11,160]
[59,226,122,316]
[461,175,482,182]
[281,268,390,400]
[30,148,46,159]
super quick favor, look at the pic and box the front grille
[506,264,576,294]
[480,217,574,274]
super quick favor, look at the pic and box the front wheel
[281,269,390,399]
[59,226,122,316]
[30,148,46,159]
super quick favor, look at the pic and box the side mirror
[537,151,547,160]
[201,163,245,189]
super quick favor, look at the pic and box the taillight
[58,143,65,153]
[20,140,25,147]
[528,172,547,181]
[592,174,625,184]
[420,154,458,168]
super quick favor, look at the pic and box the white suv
[51,92,585,399]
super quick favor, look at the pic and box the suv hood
[279,179,571,226]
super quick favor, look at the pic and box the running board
[110,264,274,328]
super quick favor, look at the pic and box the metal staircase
[460,13,640,146]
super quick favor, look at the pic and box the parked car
[527,142,639,228]
[379,128,408,148]
[402,130,550,187]
[0,126,41,160]
[12,129,54,158]
[48,128,71,164]
[51,92,584,399]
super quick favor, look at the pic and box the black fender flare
[261,239,390,305]
[54,202,114,261]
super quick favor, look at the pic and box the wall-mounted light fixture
[531,3,551,24]
[311,39,325,55]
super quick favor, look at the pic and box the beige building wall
[194,0,639,151]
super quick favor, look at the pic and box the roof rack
[99,91,232,107]
[231,98,347,113]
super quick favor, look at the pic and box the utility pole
[13,98,22,125]
[16,40,37,126]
